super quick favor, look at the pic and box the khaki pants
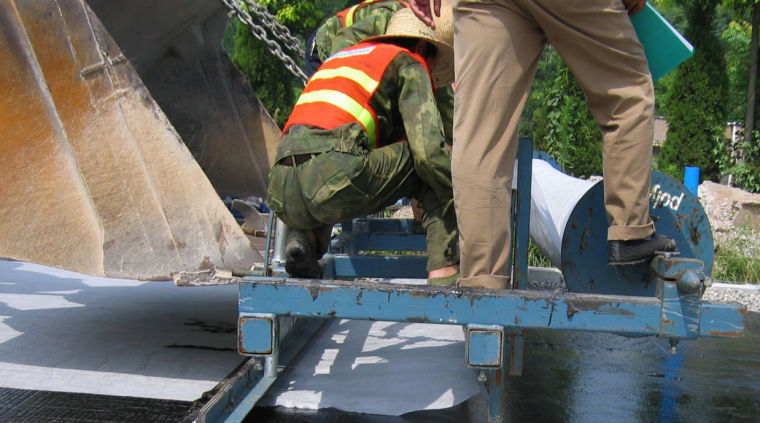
[452,0,656,289]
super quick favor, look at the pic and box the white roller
[515,159,599,267]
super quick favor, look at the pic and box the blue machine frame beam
[238,277,745,339]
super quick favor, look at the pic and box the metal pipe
[271,217,290,269]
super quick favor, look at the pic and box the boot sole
[608,250,678,266]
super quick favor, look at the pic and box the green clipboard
[631,2,694,81]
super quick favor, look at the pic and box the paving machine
[176,139,747,423]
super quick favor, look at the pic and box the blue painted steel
[560,171,714,296]
[222,374,279,423]
[684,166,700,194]
[201,318,326,423]
[699,302,745,337]
[237,276,742,338]
[487,367,506,422]
[509,139,530,386]
[238,314,274,355]
[466,325,504,367]
[658,280,700,339]
[513,138,532,289]
[339,218,417,237]
[343,233,427,253]
[326,254,428,279]
[651,256,704,281]
[507,331,524,376]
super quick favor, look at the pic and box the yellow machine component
[0,0,265,280]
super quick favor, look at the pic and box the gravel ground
[703,282,760,313]
[527,267,760,313]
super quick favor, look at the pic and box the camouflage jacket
[315,1,406,62]
[313,0,453,142]
[277,48,452,199]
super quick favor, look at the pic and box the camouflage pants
[267,141,458,271]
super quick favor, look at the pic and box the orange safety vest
[336,0,409,27]
[282,42,432,148]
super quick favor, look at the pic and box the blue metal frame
[233,258,744,423]
[237,270,742,339]
[190,138,746,423]
[197,317,326,423]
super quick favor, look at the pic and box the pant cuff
[607,222,655,241]
[458,275,510,290]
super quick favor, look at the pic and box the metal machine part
[529,158,714,296]
[173,140,746,423]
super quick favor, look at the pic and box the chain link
[222,0,308,85]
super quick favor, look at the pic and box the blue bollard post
[684,166,700,195]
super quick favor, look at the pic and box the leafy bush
[726,129,760,193]
[712,226,760,283]
[658,0,729,182]
[527,50,602,178]
[222,0,353,127]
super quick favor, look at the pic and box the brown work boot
[284,230,322,278]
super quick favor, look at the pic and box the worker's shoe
[284,229,322,278]
[608,234,677,265]
[428,271,459,286]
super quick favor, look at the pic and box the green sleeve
[315,16,342,62]
[323,2,403,58]
[329,14,391,55]
[436,85,454,146]
[396,57,453,198]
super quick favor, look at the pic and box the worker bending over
[267,7,459,286]
[306,0,454,144]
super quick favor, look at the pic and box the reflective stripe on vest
[338,0,377,27]
[309,66,379,93]
[282,42,431,148]
[294,90,376,144]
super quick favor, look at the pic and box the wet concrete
[248,312,760,423]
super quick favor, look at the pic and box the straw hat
[366,5,454,87]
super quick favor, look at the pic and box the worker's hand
[622,0,646,16]
[409,0,441,29]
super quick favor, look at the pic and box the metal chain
[222,0,308,85]
[238,0,304,56]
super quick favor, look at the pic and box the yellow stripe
[297,90,376,145]
[344,0,379,26]
[310,67,379,93]
[344,4,359,26]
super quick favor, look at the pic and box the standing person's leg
[452,0,545,289]
[526,0,655,242]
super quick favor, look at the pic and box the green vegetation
[658,0,729,182]
[712,227,760,283]
[222,0,353,127]
[527,241,553,268]
[526,49,602,179]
